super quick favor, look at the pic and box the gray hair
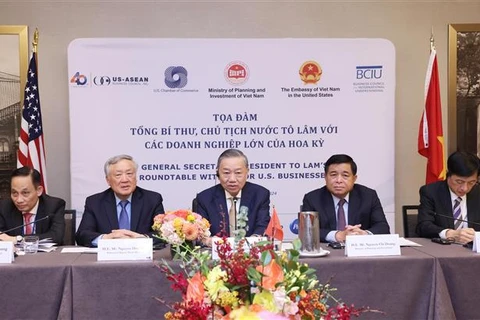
[104,154,138,176]
[216,149,249,169]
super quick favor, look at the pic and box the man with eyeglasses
[75,154,165,247]
[302,154,390,243]
[417,151,480,244]
[195,149,271,243]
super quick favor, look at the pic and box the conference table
[0,239,478,320]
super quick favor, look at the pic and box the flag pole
[430,27,435,52]
[33,28,38,52]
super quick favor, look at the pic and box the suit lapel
[347,187,359,225]
[213,185,228,234]
[34,197,47,234]
[130,188,143,231]
[239,183,251,210]
[320,188,336,230]
[466,185,480,228]
[104,190,119,229]
[12,206,24,235]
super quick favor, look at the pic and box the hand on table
[103,229,146,239]
[446,228,475,244]
[335,224,368,242]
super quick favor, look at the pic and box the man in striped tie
[417,151,480,244]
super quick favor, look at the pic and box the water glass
[23,235,39,254]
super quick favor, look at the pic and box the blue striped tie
[453,197,462,230]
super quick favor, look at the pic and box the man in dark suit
[76,154,165,247]
[0,166,65,244]
[416,151,480,244]
[195,149,270,240]
[302,154,390,243]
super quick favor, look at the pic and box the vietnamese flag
[264,206,284,241]
[418,47,446,184]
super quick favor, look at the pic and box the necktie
[119,200,130,230]
[337,199,346,231]
[453,197,462,230]
[229,197,237,236]
[23,213,33,235]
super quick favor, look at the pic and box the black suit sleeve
[365,190,390,235]
[251,188,270,236]
[36,197,66,244]
[416,184,445,238]
[75,197,101,247]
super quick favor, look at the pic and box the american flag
[17,52,48,191]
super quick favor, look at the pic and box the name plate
[472,232,480,253]
[98,238,153,261]
[211,236,266,260]
[345,234,400,257]
[0,242,14,264]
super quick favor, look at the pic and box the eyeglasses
[452,179,478,188]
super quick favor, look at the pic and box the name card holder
[345,234,400,257]
[472,232,480,253]
[0,242,14,264]
[98,238,153,261]
[211,236,266,260]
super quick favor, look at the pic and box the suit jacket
[302,184,390,242]
[195,182,271,237]
[0,194,66,244]
[416,180,480,238]
[75,187,164,247]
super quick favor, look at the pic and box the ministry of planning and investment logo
[165,66,188,89]
[224,61,249,86]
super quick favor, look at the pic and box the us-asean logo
[224,61,249,86]
[299,61,322,85]
[164,66,188,89]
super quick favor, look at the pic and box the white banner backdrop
[68,38,395,239]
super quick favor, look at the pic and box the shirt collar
[25,198,40,215]
[115,194,132,206]
[331,193,350,207]
[225,189,242,200]
[449,189,466,203]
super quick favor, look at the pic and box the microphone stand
[0,215,51,236]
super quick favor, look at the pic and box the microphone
[0,214,54,236]
[433,211,480,228]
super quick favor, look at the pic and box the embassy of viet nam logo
[164,66,188,89]
[70,72,88,86]
[299,61,322,85]
[224,61,249,86]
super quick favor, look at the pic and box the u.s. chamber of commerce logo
[165,66,188,89]
[289,219,299,235]
[70,72,88,86]
[224,61,249,86]
[299,61,322,85]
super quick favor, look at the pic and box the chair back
[402,205,420,238]
[64,209,77,245]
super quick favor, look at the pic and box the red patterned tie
[23,213,33,235]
